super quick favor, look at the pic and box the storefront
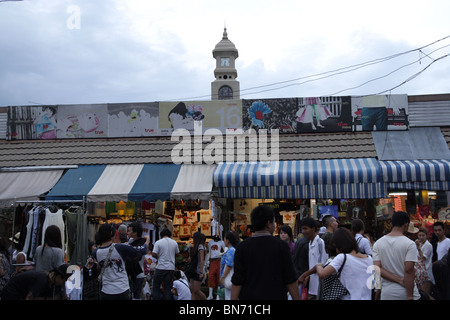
[213,158,450,240]
[213,158,386,238]
[376,159,450,237]
[23,163,221,267]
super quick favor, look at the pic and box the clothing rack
[10,197,86,265]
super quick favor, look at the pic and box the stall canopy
[379,159,450,191]
[46,163,216,202]
[128,163,181,201]
[0,170,64,202]
[213,158,386,199]
[170,164,216,200]
[88,164,145,202]
[46,165,106,200]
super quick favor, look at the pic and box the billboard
[242,96,352,133]
[108,102,159,137]
[57,104,108,139]
[158,100,242,135]
[351,94,408,131]
[7,105,57,140]
[5,94,409,140]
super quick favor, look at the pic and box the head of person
[190,232,206,257]
[300,217,319,240]
[417,227,428,243]
[43,225,63,249]
[50,264,71,287]
[250,205,275,234]
[279,225,294,243]
[433,221,446,240]
[127,221,143,239]
[173,270,182,280]
[391,211,410,233]
[351,218,365,235]
[224,231,240,248]
[160,228,172,238]
[329,227,359,254]
[97,223,116,244]
[322,215,338,232]
[118,224,128,242]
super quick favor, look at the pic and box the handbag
[319,254,349,300]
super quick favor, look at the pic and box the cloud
[0,0,449,106]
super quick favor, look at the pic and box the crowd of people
[0,205,450,301]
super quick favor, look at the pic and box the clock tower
[211,28,240,100]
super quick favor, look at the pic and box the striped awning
[46,164,215,202]
[0,170,64,202]
[379,159,450,191]
[213,158,386,199]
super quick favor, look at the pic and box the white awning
[87,164,144,202]
[0,170,64,202]
[170,164,217,200]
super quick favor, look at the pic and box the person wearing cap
[0,264,71,300]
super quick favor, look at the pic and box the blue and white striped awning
[213,158,386,199]
[379,159,450,191]
[46,164,216,202]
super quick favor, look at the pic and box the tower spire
[223,26,228,40]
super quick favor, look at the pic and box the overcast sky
[1,0,449,106]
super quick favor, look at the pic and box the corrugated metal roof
[408,100,450,127]
[0,131,377,167]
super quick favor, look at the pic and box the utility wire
[165,34,450,101]
[375,53,450,95]
[328,43,450,96]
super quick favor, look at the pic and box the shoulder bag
[319,253,349,300]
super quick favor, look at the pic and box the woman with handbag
[315,227,373,300]
[220,231,240,300]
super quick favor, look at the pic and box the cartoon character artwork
[58,113,101,138]
[168,102,205,131]
[108,108,157,137]
[248,101,272,129]
[296,97,331,130]
[34,106,57,139]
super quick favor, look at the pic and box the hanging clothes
[41,207,65,247]
[65,206,89,265]
[26,206,46,260]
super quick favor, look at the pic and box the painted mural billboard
[7,105,58,140]
[56,104,108,139]
[158,99,242,135]
[108,102,159,137]
[242,96,352,133]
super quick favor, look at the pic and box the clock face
[221,57,230,67]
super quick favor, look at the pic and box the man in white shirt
[298,217,327,299]
[351,218,373,256]
[151,228,180,300]
[373,211,420,300]
[433,221,450,260]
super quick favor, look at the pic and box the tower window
[218,85,233,100]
